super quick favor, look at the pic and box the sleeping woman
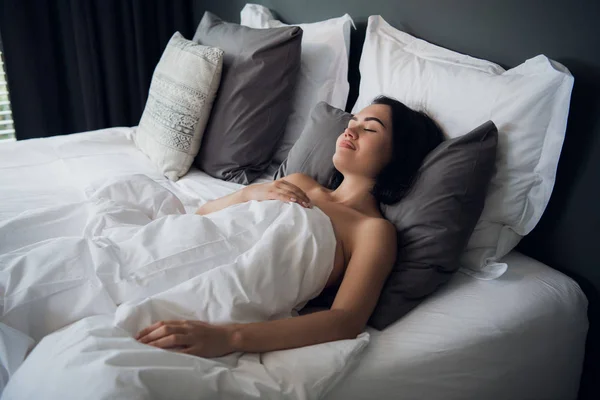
[134,96,444,357]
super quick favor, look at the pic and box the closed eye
[350,116,379,133]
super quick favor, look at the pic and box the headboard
[193,0,599,397]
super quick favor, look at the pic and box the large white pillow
[135,32,223,181]
[241,3,354,164]
[353,16,573,279]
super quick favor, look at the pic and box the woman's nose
[344,127,358,139]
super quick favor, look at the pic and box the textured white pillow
[135,32,223,181]
[353,16,574,279]
[241,3,354,164]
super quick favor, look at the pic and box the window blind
[0,51,15,141]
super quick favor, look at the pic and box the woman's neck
[328,174,379,214]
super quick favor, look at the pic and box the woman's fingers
[136,321,187,343]
[245,179,312,207]
[135,320,185,340]
[278,180,310,201]
[277,180,312,207]
[147,333,190,349]
[274,189,311,208]
[275,188,301,203]
[172,346,193,354]
[135,320,165,340]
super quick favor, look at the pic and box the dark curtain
[0,0,194,140]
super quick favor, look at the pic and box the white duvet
[0,174,369,399]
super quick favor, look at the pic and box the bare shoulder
[360,217,396,242]
[354,217,397,259]
[280,173,320,191]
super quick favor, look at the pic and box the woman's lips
[340,140,356,150]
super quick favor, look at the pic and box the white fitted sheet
[0,127,589,399]
[328,251,588,400]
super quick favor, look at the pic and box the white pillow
[135,32,223,181]
[353,16,573,279]
[241,3,354,164]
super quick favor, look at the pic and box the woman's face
[333,104,394,179]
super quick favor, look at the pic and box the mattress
[0,127,589,399]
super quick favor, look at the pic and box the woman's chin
[332,152,354,171]
[332,151,344,164]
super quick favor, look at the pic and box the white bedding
[0,127,589,399]
[1,174,368,399]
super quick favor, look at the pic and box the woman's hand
[135,320,236,358]
[196,176,313,216]
[242,179,312,208]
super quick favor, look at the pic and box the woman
[136,96,444,357]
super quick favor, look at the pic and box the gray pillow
[284,102,498,330]
[193,12,302,184]
[276,102,351,182]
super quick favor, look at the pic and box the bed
[0,127,588,399]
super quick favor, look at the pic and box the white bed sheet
[0,127,267,220]
[0,127,589,399]
[328,251,588,400]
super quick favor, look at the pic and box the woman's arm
[136,219,397,356]
[228,309,360,354]
[195,175,312,216]
[229,219,397,352]
[195,189,247,216]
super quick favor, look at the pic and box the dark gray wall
[192,1,599,398]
